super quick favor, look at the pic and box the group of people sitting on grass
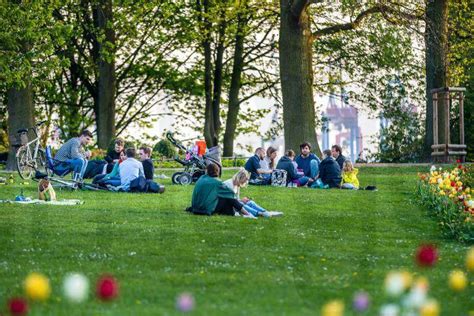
[189,163,283,218]
[52,130,163,193]
[244,142,360,190]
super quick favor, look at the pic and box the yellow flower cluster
[420,165,474,216]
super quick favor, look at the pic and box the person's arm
[139,162,145,177]
[104,150,114,163]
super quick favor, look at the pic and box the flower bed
[416,164,474,242]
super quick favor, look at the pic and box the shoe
[267,211,283,217]
[235,212,241,217]
[243,214,257,219]
[261,211,271,218]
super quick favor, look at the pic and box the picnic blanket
[0,199,84,205]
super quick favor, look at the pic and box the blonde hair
[343,160,353,172]
[232,168,250,187]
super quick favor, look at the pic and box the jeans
[242,200,267,216]
[104,177,121,187]
[215,198,243,215]
[55,158,88,181]
[295,176,310,186]
[310,159,319,178]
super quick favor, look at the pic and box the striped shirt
[54,137,86,162]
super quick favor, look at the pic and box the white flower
[430,165,436,172]
[467,200,474,208]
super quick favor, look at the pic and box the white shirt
[223,179,240,199]
[259,156,272,171]
[119,158,144,188]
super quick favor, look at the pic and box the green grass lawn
[0,167,472,315]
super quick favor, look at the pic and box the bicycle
[15,121,49,179]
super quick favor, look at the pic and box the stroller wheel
[172,172,183,184]
[178,173,193,186]
[192,170,204,183]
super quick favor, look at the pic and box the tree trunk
[202,0,215,148]
[93,0,116,149]
[223,9,246,157]
[279,0,320,154]
[6,84,35,170]
[424,0,448,156]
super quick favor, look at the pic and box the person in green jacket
[191,164,244,216]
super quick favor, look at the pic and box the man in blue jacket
[319,149,342,188]
[295,142,320,179]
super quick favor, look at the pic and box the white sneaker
[261,211,271,218]
[243,214,257,219]
[267,211,283,217]
[234,212,241,217]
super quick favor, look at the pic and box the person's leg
[341,183,355,190]
[68,158,87,181]
[297,176,310,186]
[215,198,243,216]
[93,174,107,184]
[105,178,121,187]
[310,159,319,179]
[246,201,266,212]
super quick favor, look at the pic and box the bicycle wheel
[16,146,34,179]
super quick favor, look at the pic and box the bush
[415,164,474,242]
[154,139,176,159]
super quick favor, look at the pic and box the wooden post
[459,92,465,162]
[444,91,450,162]
[433,92,438,146]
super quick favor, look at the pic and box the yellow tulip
[322,300,344,316]
[449,270,467,292]
[420,299,440,316]
[24,272,51,301]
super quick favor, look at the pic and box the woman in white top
[259,146,277,172]
[223,168,282,218]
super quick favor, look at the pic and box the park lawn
[0,166,471,315]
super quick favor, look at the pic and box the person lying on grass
[223,169,283,218]
[190,163,252,217]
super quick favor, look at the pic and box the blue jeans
[242,201,266,216]
[310,159,319,178]
[104,176,121,187]
[55,158,88,180]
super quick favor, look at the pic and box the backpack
[271,169,287,187]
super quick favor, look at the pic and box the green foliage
[153,139,176,159]
[368,77,424,163]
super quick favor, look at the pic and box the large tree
[279,1,423,153]
[424,0,448,155]
[0,1,65,169]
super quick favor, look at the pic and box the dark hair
[114,138,125,146]
[323,149,332,157]
[266,146,277,169]
[300,142,311,150]
[125,148,136,158]
[206,163,219,177]
[139,146,152,156]
[80,130,93,138]
[331,144,342,154]
[286,150,295,158]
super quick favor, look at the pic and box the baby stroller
[166,132,222,185]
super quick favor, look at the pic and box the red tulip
[96,275,119,301]
[416,244,438,267]
[8,298,28,315]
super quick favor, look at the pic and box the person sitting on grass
[295,142,320,179]
[331,144,347,170]
[54,129,93,183]
[259,146,277,172]
[223,169,283,218]
[139,146,154,180]
[341,160,359,190]
[276,150,311,187]
[319,149,342,188]
[93,150,126,187]
[119,148,144,191]
[244,147,272,184]
[190,163,246,216]
[105,138,125,173]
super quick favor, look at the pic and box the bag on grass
[271,169,287,187]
